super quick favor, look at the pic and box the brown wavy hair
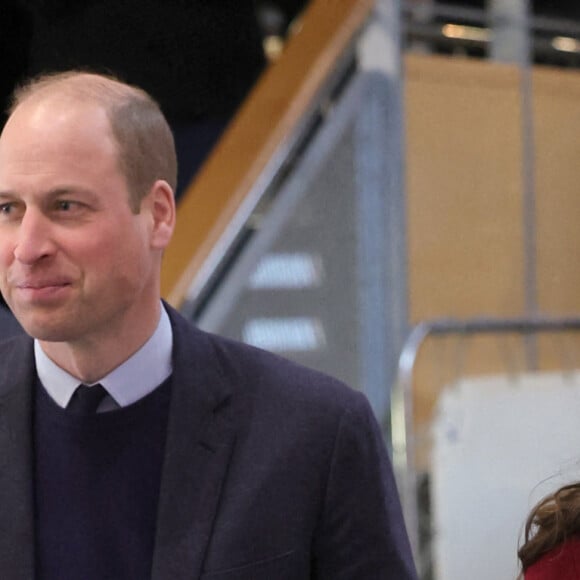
[518,483,580,572]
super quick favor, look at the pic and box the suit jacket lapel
[152,308,236,580]
[0,337,36,580]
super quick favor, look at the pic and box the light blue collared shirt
[35,305,173,412]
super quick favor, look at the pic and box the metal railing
[391,315,580,565]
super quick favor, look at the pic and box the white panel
[432,372,580,580]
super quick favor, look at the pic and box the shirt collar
[35,304,173,409]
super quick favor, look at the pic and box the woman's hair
[519,483,580,571]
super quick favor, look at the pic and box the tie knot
[67,383,108,415]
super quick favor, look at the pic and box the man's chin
[13,316,76,343]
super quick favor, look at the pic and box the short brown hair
[9,70,177,212]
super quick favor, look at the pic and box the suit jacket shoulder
[161,305,417,580]
[0,332,34,396]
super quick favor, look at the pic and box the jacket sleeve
[312,392,418,579]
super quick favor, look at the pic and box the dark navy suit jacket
[0,305,417,579]
[0,304,22,340]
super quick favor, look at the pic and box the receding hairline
[7,71,178,207]
[9,71,149,116]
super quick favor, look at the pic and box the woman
[519,483,580,579]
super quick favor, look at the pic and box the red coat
[525,537,580,580]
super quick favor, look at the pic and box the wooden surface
[405,54,526,324]
[533,66,580,370]
[534,67,580,316]
[161,0,374,306]
[405,54,527,441]
[405,55,580,464]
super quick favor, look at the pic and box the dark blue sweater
[34,377,172,580]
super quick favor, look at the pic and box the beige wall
[404,54,580,444]
[534,67,580,316]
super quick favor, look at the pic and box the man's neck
[39,303,162,384]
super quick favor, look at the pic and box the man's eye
[57,200,74,211]
[56,200,87,213]
[0,203,14,215]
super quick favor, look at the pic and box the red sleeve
[525,537,580,580]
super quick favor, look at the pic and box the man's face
[0,97,162,345]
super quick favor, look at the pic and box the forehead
[0,96,120,187]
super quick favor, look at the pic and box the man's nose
[13,210,55,265]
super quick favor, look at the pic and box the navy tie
[67,384,108,414]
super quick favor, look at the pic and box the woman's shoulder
[525,536,580,580]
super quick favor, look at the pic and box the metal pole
[489,0,538,367]
[488,0,530,64]
[358,0,409,435]
[360,0,413,556]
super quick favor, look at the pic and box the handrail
[391,315,580,561]
[161,0,374,307]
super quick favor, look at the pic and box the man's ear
[146,179,176,250]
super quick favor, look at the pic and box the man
[0,71,417,580]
